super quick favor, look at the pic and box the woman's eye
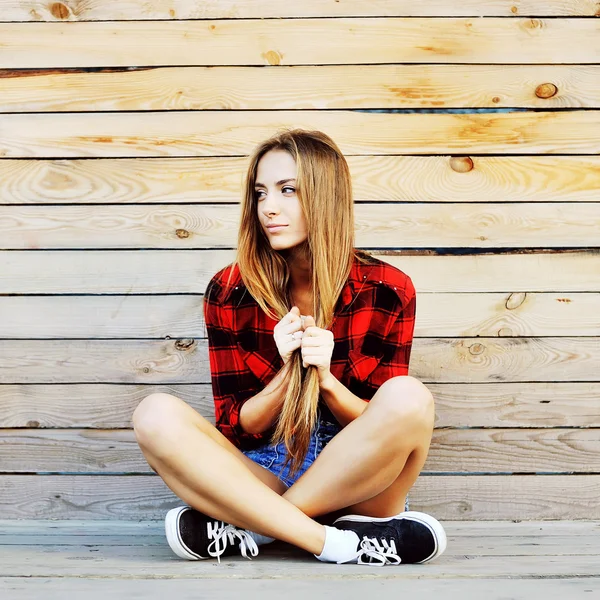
[255,190,266,199]
[282,186,296,194]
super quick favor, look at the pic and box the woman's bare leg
[283,376,435,519]
[132,393,325,554]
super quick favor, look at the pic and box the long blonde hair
[236,129,357,473]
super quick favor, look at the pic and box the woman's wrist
[318,370,337,392]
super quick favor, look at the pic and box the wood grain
[3,519,596,536]
[1,428,598,474]
[0,384,213,428]
[0,338,598,384]
[2,111,600,158]
[1,251,598,294]
[2,65,599,112]
[6,1,600,21]
[1,578,599,598]
[5,203,600,249]
[0,474,597,520]
[3,156,600,205]
[1,19,599,68]
[1,293,598,339]
[1,382,597,429]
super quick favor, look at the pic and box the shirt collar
[222,255,368,309]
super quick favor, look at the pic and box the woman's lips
[266,225,288,233]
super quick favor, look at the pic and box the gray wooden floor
[0,520,598,599]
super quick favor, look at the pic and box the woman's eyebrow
[254,178,296,187]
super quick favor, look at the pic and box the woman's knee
[132,392,191,447]
[369,376,434,430]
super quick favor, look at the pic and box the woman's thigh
[133,392,288,495]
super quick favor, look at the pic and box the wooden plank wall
[0,1,599,521]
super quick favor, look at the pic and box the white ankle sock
[246,531,275,546]
[315,526,361,563]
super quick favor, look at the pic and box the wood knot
[449,156,474,173]
[510,5,518,14]
[535,83,558,99]
[176,229,190,239]
[492,96,501,103]
[526,19,543,30]
[27,420,40,428]
[497,327,513,337]
[263,50,283,65]
[506,292,527,310]
[50,2,70,19]
[469,343,485,356]
[175,339,196,351]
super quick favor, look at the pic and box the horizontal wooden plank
[426,429,600,474]
[2,65,600,112]
[1,428,598,475]
[2,111,600,158]
[3,156,600,205]
[431,382,600,428]
[1,19,599,68]
[6,1,600,20]
[1,251,598,294]
[2,579,600,599]
[1,579,598,600]
[1,293,598,339]
[1,382,598,429]
[412,475,600,521]
[0,474,597,520]
[409,337,600,383]
[0,338,597,383]
[0,384,213,429]
[6,203,600,249]
[3,522,599,555]
[4,519,597,537]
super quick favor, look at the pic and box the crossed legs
[132,376,434,556]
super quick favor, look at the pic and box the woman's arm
[239,306,305,435]
[319,374,367,428]
[239,363,290,434]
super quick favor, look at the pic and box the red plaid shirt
[204,253,416,450]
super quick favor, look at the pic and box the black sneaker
[333,510,447,565]
[165,506,259,562]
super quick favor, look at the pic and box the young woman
[133,130,446,566]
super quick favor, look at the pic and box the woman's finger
[300,336,327,347]
[302,315,316,330]
[280,320,303,336]
[303,326,327,337]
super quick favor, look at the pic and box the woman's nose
[261,193,280,216]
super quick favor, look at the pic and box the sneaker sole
[165,506,205,561]
[333,510,447,563]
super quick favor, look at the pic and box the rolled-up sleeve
[204,280,268,449]
[347,277,416,401]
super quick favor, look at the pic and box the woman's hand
[300,315,335,383]
[273,306,304,364]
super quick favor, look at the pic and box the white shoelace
[342,536,402,566]
[206,521,259,563]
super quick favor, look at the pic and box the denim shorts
[242,420,341,488]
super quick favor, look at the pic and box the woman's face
[255,149,308,252]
